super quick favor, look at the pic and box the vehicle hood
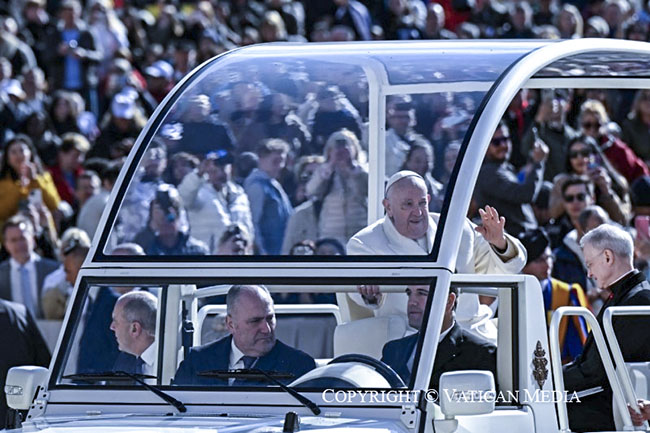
[6,414,408,433]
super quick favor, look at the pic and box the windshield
[52,278,463,391]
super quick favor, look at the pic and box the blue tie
[241,356,257,369]
[134,357,145,375]
[20,265,36,317]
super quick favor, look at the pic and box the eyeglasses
[490,136,510,147]
[569,149,592,159]
[564,192,587,203]
[581,121,601,130]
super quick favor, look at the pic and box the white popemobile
[5,38,650,433]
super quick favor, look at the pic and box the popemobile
[4,38,650,433]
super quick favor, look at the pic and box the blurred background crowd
[0,0,649,320]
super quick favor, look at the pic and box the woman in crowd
[549,135,630,224]
[578,99,649,183]
[0,135,61,230]
[305,129,368,247]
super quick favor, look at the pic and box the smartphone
[635,215,650,239]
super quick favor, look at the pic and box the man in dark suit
[174,285,315,386]
[381,284,496,390]
[565,224,650,432]
[0,216,60,319]
[0,299,50,426]
[110,291,158,375]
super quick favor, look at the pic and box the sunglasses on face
[581,121,601,130]
[569,149,592,159]
[490,136,510,147]
[564,192,587,203]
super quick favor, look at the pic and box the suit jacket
[563,271,650,431]
[77,287,120,373]
[381,323,497,391]
[112,351,139,374]
[173,335,316,386]
[0,255,61,318]
[0,300,50,426]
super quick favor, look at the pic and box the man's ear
[382,198,391,217]
[604,248,614,265]
[225,314,234,333]
[446,292,457,313]
[130,321,141,336]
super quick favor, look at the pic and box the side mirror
[5,366,48,410]
[439,370,495,418]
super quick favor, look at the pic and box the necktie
[134,357,145,375]
[20,265,36,317]
[240,356,257,369]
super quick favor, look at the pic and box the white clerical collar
[607,269,636,288]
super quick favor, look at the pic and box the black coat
[76,288,120,373]
[381,323,497,391]
[564,271,650,432]
[173,335,316,386]
[0,300,50,426]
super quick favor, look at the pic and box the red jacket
[600,134,650,183]
[48,164,83,205]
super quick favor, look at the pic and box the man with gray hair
[110,291,158,375]
[173,285,315,385]
[563,223,650,432]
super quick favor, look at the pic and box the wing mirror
[5,366,48,410]
[439,370,496,417]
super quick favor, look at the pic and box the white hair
[580,223,634,261]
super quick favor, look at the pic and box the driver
[381,284,496,390]
[173,285,316,385]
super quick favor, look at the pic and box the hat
[205,149,233,165]
[517,228,550,265]
[2,79,25,100]
[144,60,173,81]
[631,176,650,207]
[111,93,136,119]
[385,170,424,196]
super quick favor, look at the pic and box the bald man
[346,171,526,329]
[173,285,315,386]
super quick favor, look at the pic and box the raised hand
[475,205,507,251]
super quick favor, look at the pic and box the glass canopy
[92,39,650,263]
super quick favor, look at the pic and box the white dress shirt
[9,253,39,317]
[228,339,258,385]
[140,342,156,377]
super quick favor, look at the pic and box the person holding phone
[0,135,61,234]
[549,135,630,225]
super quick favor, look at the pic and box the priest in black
[564,224,650,432]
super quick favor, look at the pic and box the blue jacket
[173,335,315,386]
[244,169,293,255]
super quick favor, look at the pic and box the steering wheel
[328,354,406,388]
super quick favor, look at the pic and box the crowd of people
[0,0,649,427]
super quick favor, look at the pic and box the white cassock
[346,213,527,343]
